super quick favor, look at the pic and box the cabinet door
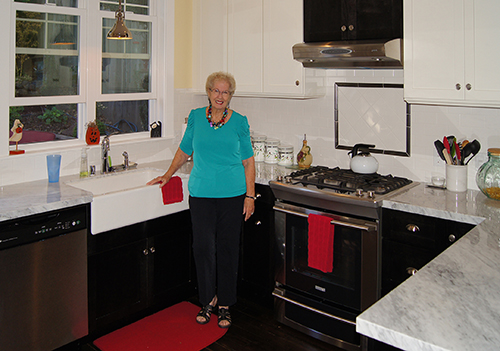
[263,0,304,95]
[228,0,262,93]
[192,0,228,91]
[88,238,148,332]
[404,0,465,102]
[149,211,195,306]
[463,0,500,103]
[354,0,402,41]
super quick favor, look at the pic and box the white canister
[252,134,266,162]
[278,144,294,166]
[265,139,280,164]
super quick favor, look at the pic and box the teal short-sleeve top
[179,107,254,198]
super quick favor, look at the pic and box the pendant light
[107,0,132,40]
[52,27,76,45]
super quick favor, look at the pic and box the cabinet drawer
[382,209,439,249]
[381,239,434,295]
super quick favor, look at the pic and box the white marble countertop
[0,160,284,223]
[357,183,500,351]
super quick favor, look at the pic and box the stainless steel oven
[270,166,416,351]
[273,202,378,351]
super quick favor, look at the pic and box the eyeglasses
[211,88,231,97]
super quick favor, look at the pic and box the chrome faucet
[101,132,119,173]
[101,135,111,174]
[122,151,129,170]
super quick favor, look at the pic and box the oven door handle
[272,290,356,326]
[273,206,372,231]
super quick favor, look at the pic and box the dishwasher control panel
[0,204,88,250]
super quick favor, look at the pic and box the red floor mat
[93,301,227,351]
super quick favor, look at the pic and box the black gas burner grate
[288,166,412,195]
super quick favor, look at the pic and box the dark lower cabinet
[88,210,195,336]
[374,209,475,351]
[239,184,275,307]
[381,208,475,297]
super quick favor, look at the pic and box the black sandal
[217,307,232,329]
[196,304,214,325]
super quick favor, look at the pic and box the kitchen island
[357,183,500,351]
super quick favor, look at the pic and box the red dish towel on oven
[308,213,335,273]
[161,176,183,205]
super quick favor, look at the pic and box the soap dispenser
[80,147,89,178]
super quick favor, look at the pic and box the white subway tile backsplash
[2,73,499,191]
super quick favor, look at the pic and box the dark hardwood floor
[80,296,342,351]
[198,297,342,351]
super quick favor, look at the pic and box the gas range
[270,166,417,219]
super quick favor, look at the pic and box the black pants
[189,194,245,307]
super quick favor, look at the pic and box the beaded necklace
[206,105,228,130]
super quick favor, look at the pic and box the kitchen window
[5,0,166,150]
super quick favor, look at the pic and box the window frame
[1,0,173,157]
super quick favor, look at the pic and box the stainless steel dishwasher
[0,204,89,351]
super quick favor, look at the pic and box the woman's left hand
[243,197,255,221]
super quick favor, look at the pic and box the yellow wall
[174,0,192,89]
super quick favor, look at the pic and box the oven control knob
[277,175,283,182]
[355,189,364,197]
[367,190,375,199]
[285,176,292,183]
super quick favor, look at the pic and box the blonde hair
[205,71,236,96]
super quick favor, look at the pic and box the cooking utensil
[443,137,451,155]
[447,136,456,158]
[454,140,461,164]
[434,140,446,161]
[349,143,379,174]
[465,139,481,165]
[440,138,453,164]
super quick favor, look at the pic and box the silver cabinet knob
[348,25,354,31]
[406,267,418,276]
[150,246,155,253]
[341,25,347,32]
[448,234,456,243]
[143,249,149,255]
[466,83,472,91]
[255,220,262,226]
[406,224,420,232]
[456,83,461,90]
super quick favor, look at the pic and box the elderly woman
[148,72,255,328]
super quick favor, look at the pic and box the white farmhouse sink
[66,168,189,234]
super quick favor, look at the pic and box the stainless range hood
[293,38,403,69]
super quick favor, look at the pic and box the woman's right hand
[147,173,172,188]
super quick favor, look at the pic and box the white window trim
[0,0,174,158]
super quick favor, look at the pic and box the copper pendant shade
[107,0,132,40]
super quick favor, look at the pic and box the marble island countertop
[357,183,500,351]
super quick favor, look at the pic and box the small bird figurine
[9,119,25,154]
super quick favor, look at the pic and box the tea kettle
[349,144,379,174]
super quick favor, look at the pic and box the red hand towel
[308,213,335,273]
[161,176,183,205]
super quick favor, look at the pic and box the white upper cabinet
[262,0,306,96]
[404,0,500,107]
[228,0,263,94]
[192,0,228,91]
[193,0,323,98]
